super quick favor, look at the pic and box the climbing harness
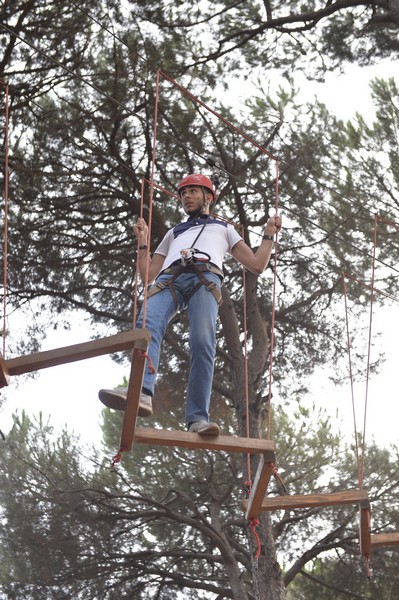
[146,207,223,309]
[147,262,223,308]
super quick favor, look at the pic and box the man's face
[180,185,212,216]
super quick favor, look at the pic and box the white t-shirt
[154,216,243,271]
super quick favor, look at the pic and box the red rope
[359,216,378,488]
[138,349,156,374]
[342,271,397,303]
[364,555,371,579]
[132,180,145,329]
[140,71,160,328]
[249,518,261,559]
[342,274,361,485]
[266,159,280,439]
[159,70,278,162]
[375,214,399,232]
[272,464,288,493]
[242,242,252,485]
[110,445,127,470]
[2,82,9,357]
[342,214,379,490]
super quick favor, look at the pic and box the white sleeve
[153,230,173,257]
[227,225,243,252]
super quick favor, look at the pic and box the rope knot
[138,349,156,374]
[249,517,261,559]
[110,445,127,470]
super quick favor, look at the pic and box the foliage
[1,408,398,599]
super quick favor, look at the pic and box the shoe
[98,388,153,417]
[188,421,220,436]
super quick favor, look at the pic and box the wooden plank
[119,347,148,452]
[245,452,276,520]
[371,533,399,548]
[134,427,276,454]
[359,497,371,557]
[241,489,369,512]
[4,329,151,377]
[0,353,10,388]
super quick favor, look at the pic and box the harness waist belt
[161,261,223,279]
[147,262,223,307]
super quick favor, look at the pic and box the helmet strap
[200,187,212,215]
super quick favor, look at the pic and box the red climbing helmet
[178,174,216,200]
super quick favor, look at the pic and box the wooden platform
[242,489,369,512]
[134,427,276,454]
[242,488,374,558]
[0,329,151,387]
[371,533,399,548]
[0,328,152,455]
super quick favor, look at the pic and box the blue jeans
[136,271,221,424]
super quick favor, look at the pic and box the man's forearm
[253,237,274,273]
[137,247,150,281]
[137,230,149,281]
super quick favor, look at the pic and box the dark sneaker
[98,388,153,417]
[188,420,220,436]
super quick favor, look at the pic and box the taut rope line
[2,81,9,357]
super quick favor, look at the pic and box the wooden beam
[245,452,276,521]
[359,497,371,557]
[119,347,148,452]
[134,428,276,454]
[241,489,369,512]
[371,533,399,548]
[1,329,151,382]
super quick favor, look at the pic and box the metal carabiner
[180,247,196,265]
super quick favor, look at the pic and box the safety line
[132,180,144,330]
[68,1,161,75]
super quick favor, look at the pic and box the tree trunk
[219,276,286,599]
[246,513,286,600]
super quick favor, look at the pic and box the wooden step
[134,427,276,454]
[242,489,369,512]
[0,329,151,387]
[370,533,399,548]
